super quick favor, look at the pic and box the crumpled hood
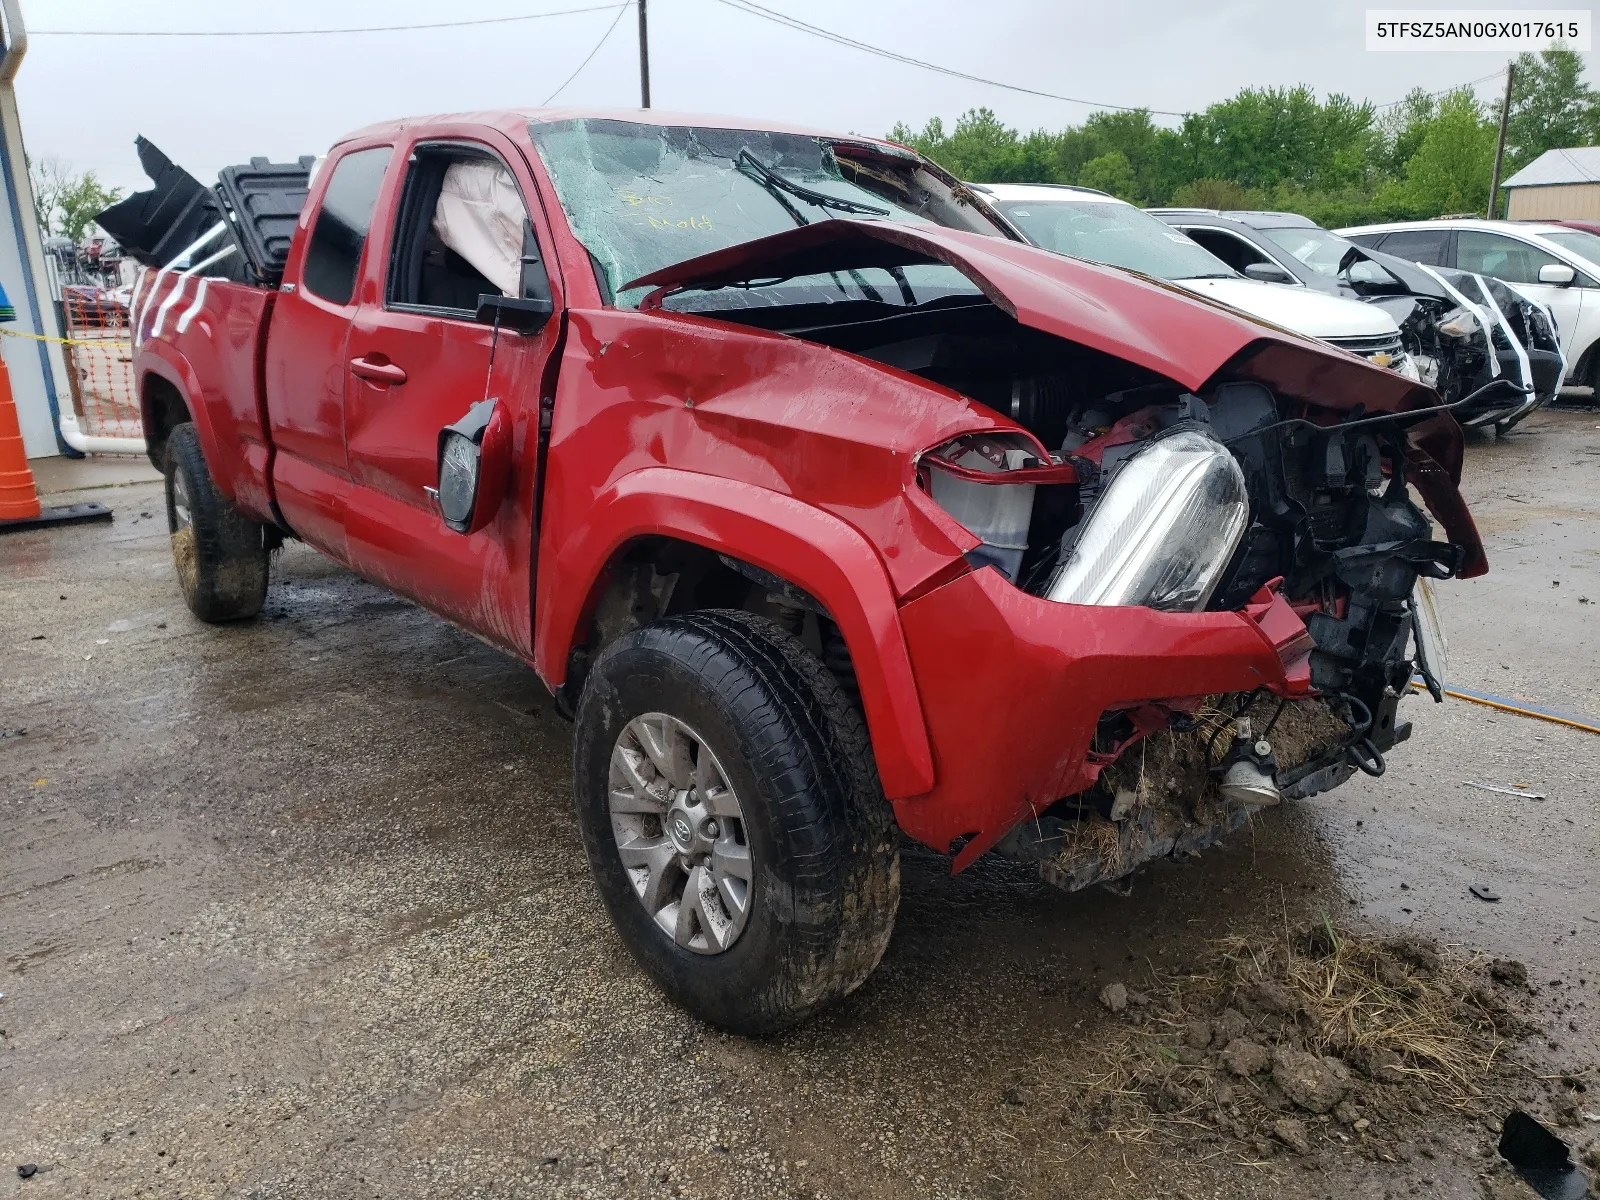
[626,220,1484,576]
[1176,276,1400,341]
[626,220,1430,409]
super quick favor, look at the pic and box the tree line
[890,50,1600,226]
[30,155,123,244]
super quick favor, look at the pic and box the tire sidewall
[164,430,205,611]
[573,630,835,1028]
[163,422,268,623]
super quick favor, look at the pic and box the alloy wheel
[607,713,754,954]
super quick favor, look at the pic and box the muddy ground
[2,410,1597,1199]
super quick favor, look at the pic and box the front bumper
[892,568,1314,870]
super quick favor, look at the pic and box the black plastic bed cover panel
[95,138,314,287]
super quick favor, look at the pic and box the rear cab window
[301,146,394,305]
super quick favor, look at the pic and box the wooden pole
[1488,63,1516,219]
[637,0,651,109]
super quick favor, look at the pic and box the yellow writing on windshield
[620,191,671,208]
[644,214,714,232]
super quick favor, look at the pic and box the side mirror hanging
[432,397,510,534]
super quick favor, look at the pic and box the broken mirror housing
[1047,428,1249,612]
[435,398,498,534]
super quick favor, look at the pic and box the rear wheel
[164,422,270,623]
[572,610,899,1034]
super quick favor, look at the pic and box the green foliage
[28,156,122,242]
[1176,87,1379,193]
[894,59,1600,227]
[1167,178,1253,210]
[1504,49,1600,172]
[1388,89,1496,217]
[1077,150,1138,200]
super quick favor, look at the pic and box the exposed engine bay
[710,292,1459,885]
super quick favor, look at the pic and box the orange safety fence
[59,288,140,441]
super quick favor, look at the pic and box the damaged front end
[1338,244,1564,429]
[624,219,1480,887]
[941,381,1458,889]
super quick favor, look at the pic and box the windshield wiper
[735,149,890,218]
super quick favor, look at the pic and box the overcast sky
[13,0,1597,197]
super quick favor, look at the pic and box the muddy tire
[573,609,899,1034]
[163,422,269,623]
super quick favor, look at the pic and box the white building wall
[1,2,73,459]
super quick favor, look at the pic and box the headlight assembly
[1046,429,1249,612]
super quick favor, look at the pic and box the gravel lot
[2,409,1597,1199]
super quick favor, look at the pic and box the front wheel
[164,421,270,623]
[572,610,899,1034]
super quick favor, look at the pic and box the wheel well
[140,374,189,471]
[1573,338,1598,387]
[562,536,861,712]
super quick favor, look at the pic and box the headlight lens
[1047,429,1249,612]
[923,433,1042,583]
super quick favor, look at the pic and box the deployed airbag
[433,161,522,298]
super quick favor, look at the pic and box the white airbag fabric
[432,161,523,298]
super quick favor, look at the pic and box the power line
[31,3,627,37]
[544,2,633,103]
[705,0,1190,117]
[1373,68,1508,111]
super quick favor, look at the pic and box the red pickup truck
[104,110,1478,1033]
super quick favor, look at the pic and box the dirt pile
[1056,920,1548,1165]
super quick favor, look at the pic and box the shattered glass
[528,118,981,311]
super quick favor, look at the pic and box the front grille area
[1325,332,1405,359]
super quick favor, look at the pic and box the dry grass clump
[1052,919,1532,1162]
[1096,696,1350,821]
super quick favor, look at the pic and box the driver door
[341,131,564,658]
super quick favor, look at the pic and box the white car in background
[971,183,1420,377]
[1339,218,1600,392]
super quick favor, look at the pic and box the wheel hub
[608,714,754,955]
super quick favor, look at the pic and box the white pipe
[58,410,146,457]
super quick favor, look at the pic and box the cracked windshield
[529,118,980,310]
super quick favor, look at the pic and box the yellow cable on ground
[1409,679,1600,735]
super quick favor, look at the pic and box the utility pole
[637,0,651,109]
[1487,63,1516,219]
